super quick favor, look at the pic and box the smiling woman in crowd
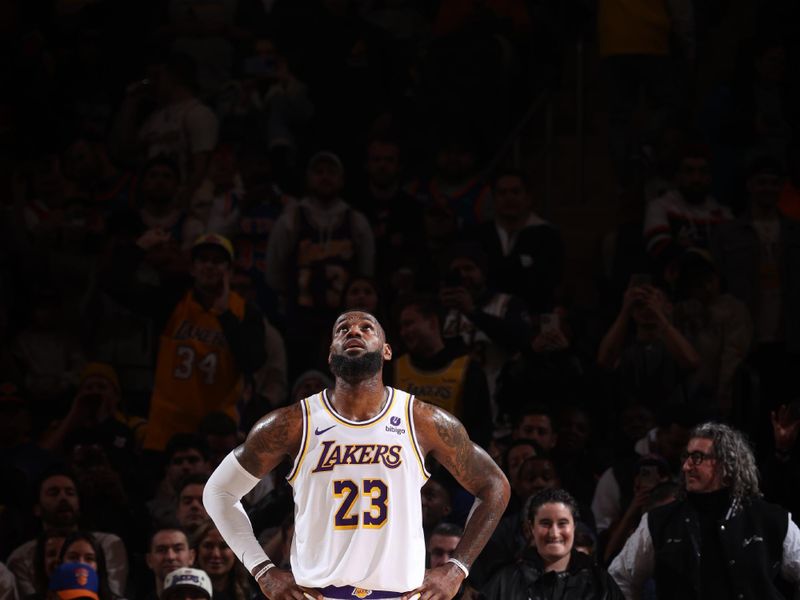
[191,522,253,600]
[483,489,623,600]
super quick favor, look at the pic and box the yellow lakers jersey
[393,354,469,419]
[288,388,429,592]
[144,291,246,450]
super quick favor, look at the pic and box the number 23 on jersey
[333,479,388,529]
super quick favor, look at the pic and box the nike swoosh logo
[314,425,336,436]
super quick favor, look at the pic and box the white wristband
[253,562,275,581]
[446,557,469,578]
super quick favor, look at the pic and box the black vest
[648,496,788,600]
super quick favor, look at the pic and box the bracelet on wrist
[446,557,469,579]
[253,561,275,581]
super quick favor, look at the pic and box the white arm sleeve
[780,514,800,589]
[203,451,271,572]
[608,513,654,600]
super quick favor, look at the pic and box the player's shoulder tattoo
[243,403,304,461]
[414,400,477,480]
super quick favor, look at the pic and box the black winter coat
[482,547,624,600]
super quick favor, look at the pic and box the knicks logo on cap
[351,589,372,598]
[75,568,89,586]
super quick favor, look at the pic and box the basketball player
[204,310,510,600]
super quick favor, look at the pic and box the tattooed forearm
[416,401,511,568]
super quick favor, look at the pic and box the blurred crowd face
[748,171,783,210]
[307,160,343,200]
[447,257,484,294]
[37,475,80,529]
[167,449,208,488]
[531,502,574,569]
[517,457,559,500]
[557,409,590,455]
[513,415,557,451]
[620,406,654,443]
[398,306,439,356]
[428,533,459,569]
[140,164,179,207]
[63,140,102,186]
[344,279,379,313]
[147,530,194,582]
[420,480,451,530]
[191,246,231,291]
[436,145,475,182]
[656,423,691,470]
[506,443,538,492]
[493,175,531,221]
[197,528,235,578]
[62,539,97,572]
[677,157,711,205]
[79,375,118,420]
[292,374,329,403]
[177,483,208,530]
[366,141,400,189]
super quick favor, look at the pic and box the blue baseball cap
[49,563,99,600]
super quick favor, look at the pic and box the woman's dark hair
[526,488,580,522]
[32,528,71,595]
[59,531,114,600]
[191,521,251,600]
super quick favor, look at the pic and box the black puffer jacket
[482,547,624,600]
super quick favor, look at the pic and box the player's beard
[330,350,383,382]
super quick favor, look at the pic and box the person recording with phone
[40,362,145,456]
[601,457,674,564]
[438,244,532,432]
[597,275,701,410]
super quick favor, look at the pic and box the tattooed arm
[405,402,510,600]
[205,404,321,600]
[234,403,304,477]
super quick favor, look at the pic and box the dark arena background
[1,0,800,598]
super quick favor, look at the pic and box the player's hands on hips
[401,563,465,600]
[256,568,322,600]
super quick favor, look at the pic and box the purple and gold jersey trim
[321,387,395,427]
[407,395,430,480]
[286,395,313,483]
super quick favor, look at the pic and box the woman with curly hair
[192,521,253,600]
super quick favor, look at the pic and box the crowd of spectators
[2,0,800,599]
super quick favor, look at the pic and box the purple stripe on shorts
[318,585,400,599]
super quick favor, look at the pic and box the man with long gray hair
[609,422,800,600]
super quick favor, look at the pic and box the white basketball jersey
[287,387,430,592]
